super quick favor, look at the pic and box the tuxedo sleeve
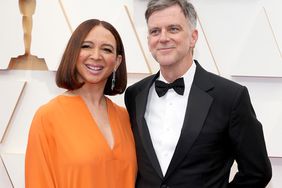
[124,88,132,115]
[124,87,136,128]
[228,86,272,187]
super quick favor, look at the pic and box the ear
[190,29,198,48]
[114,55,122,71]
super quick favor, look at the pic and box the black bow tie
[155,77,185,97]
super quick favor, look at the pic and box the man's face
[147,4,197,69]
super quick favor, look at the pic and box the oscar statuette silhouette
[8,0,48,70]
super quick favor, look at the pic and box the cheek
[77,52,87,62]
[180,34,193,48]
[148,38,157,52]
[105,56,117,69]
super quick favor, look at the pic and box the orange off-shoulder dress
[25,95,137,188]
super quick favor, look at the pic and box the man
[124,0,272,187]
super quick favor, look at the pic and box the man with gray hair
[125,0,272,187]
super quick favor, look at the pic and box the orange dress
[25,95,137,188]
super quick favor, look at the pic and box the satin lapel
[135,73,163,178]
[165,63,214,179]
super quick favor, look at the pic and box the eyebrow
[168,24,182,28]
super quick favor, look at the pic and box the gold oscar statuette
[8,0,48,70]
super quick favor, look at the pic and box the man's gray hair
[145,0,197,29]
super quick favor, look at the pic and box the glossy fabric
[25,95,137,188]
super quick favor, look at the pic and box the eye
[102,47,114,54]
[81,44,91,49]
[149,28,160,36]
[169,26,180,33]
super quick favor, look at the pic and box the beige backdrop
[0,0,282,187]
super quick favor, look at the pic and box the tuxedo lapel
[135,73,163,178]
[165,63,214,179]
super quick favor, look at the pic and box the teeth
[86,64,103,71]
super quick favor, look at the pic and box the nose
[89,48,101,60]
[159,30,169,42]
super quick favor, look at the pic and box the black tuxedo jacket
[124,61,272,188]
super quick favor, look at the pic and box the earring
[111,71,116,90]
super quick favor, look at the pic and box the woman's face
[76,25,121,86]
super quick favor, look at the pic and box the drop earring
[111,71,116,90]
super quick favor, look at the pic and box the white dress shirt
[144,62,196,175]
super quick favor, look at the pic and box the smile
[158,47,173,50]
[85,64,103,73]
[157,47,175,54]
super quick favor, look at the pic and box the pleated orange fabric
[25,95,137,188]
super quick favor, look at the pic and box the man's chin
[156,56,174,64]
[157,61,175,67]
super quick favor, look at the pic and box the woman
[25,19,137,188]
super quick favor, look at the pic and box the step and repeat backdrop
[0,0,282,187]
